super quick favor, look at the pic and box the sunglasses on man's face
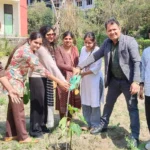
[46,33,56,36]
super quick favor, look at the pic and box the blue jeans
[102,78,140,139]
[82,105,101,128]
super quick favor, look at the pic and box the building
[0,0,27,37]
[27,0,94,10]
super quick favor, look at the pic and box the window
[54,3,59,7]
[77,1,82,7]
[4,4,13,35]
[86,0,92,5]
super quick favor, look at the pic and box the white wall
[0,0,20,36]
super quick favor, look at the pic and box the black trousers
[29,77,47,137]
[145,96,150,132]
[101,78,140,139]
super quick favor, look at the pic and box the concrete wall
[0,0,23,37]
[20,0,27,36]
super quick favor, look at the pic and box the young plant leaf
[59,117,67,130]
[70,122,82,136]
[78,114,87,125]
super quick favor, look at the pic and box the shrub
[0,98,6,105]
[96,33,107,46]
[28,1,54,33]
[137,39,150,55]
[0,38,12,57]
[76,37,84,54]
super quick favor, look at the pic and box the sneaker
[90,126,107,134]
[41,125,50,133]
[127,135,139,148]
[145,141,150,150]
[90,120,107,135]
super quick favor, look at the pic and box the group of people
[0,17,150,149]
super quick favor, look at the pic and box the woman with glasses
[29,26,67,138]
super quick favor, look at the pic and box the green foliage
[86,0,150,38]
[125,136,139,150]
[23,81,30,105]
[137,39,150,54]
[96,33,107,46]
[28,1,54,33]
[69,122,81,137]
[0,38,13,57]
[0,97,6,105]
[68,104,79,115]
[58,104,87,149]
[76,37,83,54]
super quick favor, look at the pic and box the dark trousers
[29,77,47,137]
[101,78,140,139]
[145,96,150,132]
[6,96,28,141]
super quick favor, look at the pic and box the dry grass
[0,57,149,150]
[0,92,149,150]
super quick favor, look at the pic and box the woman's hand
[80,72,85,78]
[8,89,22,103]
[73,67,81,75]
[58,80,70,91]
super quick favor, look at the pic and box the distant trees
[86,0,150,39]
[28,1,53,33]
[27,0,150,45]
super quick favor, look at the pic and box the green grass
[0,97,6,105]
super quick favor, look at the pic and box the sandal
[4,136,18,142]
[19,137,38,144]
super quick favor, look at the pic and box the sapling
[58,104,87,150]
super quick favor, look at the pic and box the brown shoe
[19,137,38,144]
[4,136,18,142]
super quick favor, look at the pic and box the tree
[28,1,54,33]
[50,0,91,38]
[86,0,150,38]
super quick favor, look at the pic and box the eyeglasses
[46,33,56,36]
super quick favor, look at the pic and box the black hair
[39,25,55,38]
[84,32,96,49]
[105,18,120,29]
[5,32,42,69]
[39,25,56,52]
[84,32,96,41]
[62,31,76,45]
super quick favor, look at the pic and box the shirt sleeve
[36,47,65,81]
[23,49,51,77]
[90,58,102,75]
[141,50,146,82]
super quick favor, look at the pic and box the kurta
[55,45,81,117]
[79,46,104,107]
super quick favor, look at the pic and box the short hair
[105,18,120,29]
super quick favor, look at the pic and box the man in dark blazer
[75,18,140,147]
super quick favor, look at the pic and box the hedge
[137,39,150,55]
